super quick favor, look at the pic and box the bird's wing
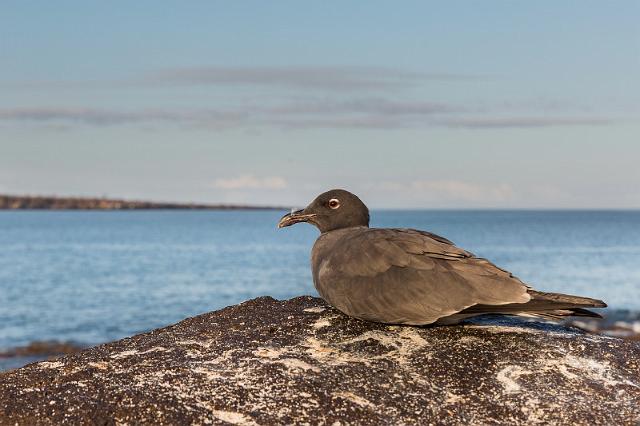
[316,228,531,324]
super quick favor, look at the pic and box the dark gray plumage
[278,189,606,325]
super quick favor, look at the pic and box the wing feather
[314,228,531,325]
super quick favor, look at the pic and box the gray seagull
[278,189,606,325]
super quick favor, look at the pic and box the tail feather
[458,290,607,321]
[528,307,603,320]
[527,290,607,308]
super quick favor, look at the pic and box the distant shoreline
[0,195,283,211]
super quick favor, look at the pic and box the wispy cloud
[0,98,458,129]
[148,66,474,91]
[211,175,288,190]
[266,98,459,115]
[1,65,624,130]
[0,105,617,130]
[0,107,245,127]
[441,116,613,128]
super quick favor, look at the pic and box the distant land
[0,195,283,210]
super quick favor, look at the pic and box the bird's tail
[458,290,607,320]
[523,290,607,319]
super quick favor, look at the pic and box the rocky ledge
[1,296,639,425]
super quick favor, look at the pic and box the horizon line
[1,193,639,212]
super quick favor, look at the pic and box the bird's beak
[278,209,317,228]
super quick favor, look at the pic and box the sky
[1,1,639,208]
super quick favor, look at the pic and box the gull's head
[277,189,369,233]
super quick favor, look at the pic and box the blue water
[1,210,640,352]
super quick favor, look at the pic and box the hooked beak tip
[277,217,290,229]
[277,210,315,229]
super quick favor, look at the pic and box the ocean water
[1,210,639,358]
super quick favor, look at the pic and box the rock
[1,296,639,425]
[0,341,85,372]
[0,341,84,359]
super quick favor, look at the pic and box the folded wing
[315,228,533,324]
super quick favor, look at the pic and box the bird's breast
[310,228,361,300]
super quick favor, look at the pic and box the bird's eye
[328,198,340,209]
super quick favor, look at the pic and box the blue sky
[1,1,639,208]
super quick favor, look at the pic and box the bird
[278,189,606,325]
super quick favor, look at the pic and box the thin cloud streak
[441,116,614,128]
[0,99,459,129]
[149,66,476,91]
[0,66,480,92]
[0,107,246,127]
[266,98,460,115]
[0,105,617,130]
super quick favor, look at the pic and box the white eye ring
[328,198,340,209]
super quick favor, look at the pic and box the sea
[1,210,640,370]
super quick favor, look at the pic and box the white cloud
[211,175,288,190]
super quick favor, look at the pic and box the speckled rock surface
[1,296,639,425]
